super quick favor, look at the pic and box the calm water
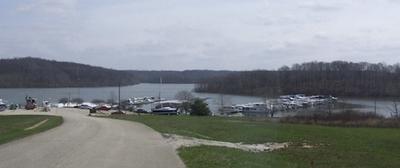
[0,83,263,114]
[0,83,394,116]
[340,98,396,117]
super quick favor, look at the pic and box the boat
[25,96,37,110]
[130,97,157,105]
[0,99,7,112]
[42,101,51,112]
[240,103,270,114]
[63,102,79,108]
[151,100,181,115]
[150,77,180,115]
[219,105,242,115]
[151,106,178,114]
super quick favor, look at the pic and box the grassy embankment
[0,115,63,145]
[109,115,400,168]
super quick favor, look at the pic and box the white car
[80,102,97,109]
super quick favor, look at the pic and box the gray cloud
[0,0,400,70]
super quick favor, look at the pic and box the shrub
[190,99,211,116]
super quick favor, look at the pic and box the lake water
[0,83,394,117]
[0,83,263,114]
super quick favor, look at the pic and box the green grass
[0,115,63,145]
[109,115,400,168]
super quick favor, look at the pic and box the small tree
[175,91,194,101]
[389,100,400,119]
[217,94,232,115]
[177,102,191,114]
[190,99,211,116]
[59,97,69,104]
[175,91,195,114]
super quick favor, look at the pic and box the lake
[0,83,394,117]
[0,83,263,114]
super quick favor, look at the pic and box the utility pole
[118,81,121,112]
[76,66,80,97]
[374,98,377,115]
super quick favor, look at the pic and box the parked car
[97,104,112,111]
[80,102,97,109]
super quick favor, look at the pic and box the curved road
[0,109,185,168]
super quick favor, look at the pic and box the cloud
[297,1,343,12]
[1,0,400,70]
[16,0,77,15]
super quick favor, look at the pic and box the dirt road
[0,109,185,168]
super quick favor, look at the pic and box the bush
[179,102,192,114]
[190,99,211,116]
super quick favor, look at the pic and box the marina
[0,83,395,117]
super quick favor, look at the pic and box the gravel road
[0,108,185,168]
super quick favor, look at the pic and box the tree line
[195,61,400,98]
[126,70,232,84]
[0,57,231,88]
[0,57,140,88]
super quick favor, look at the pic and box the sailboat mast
[118,81,121,112]
[159,77,163,100]
[159,77,163,107]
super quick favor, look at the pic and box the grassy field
[0,115,63,145]
[109,115,400,168]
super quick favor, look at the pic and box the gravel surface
[0,108,185,168]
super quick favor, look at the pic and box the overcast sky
[1,0,400,70]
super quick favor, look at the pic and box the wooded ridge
[0,57,231,88]
[195,61,400,98]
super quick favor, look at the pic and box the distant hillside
[196,61,400,98]
[0,57,139,88]
[126,70,233,84]
[0,57,232,88]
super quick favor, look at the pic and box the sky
[1,0,400,70]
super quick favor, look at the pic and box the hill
[0,57,232,88]
[0,57,140,88]
[127,70,233,84]
[195,61,400,98]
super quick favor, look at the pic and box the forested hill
[0,57,232,88]
[126,70,233,84]
[195,61,400,98]
[0,57,139,88]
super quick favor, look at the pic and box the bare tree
[175,91,195,115]
[217,94,232,115]
[175,91,194,102]
[195,61,400,98]
[389,100,400,119]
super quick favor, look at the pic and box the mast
[118,81,121,112]
[77,66,81,98]
[159,77,163,108]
